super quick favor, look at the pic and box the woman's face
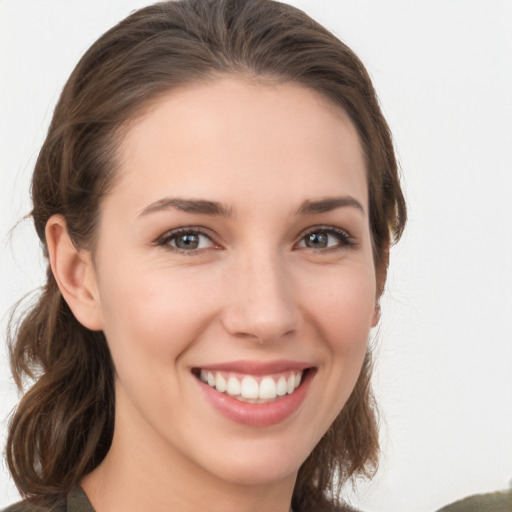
[88,77,378,487]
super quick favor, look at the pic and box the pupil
[306,232,327,248]
[176,234,199,250]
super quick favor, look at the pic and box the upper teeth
[199,370,303,401]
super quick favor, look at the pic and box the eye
[157,228,217,252]
[296,227,354,251]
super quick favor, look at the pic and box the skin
[47,76,379,512]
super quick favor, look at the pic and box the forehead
[112,76,368,213]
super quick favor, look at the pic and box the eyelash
[156,227,218,255]
[155,225,355,254]
[295,226,355,252]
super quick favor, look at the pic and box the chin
[212,459,300,487]
[192,434,312,487]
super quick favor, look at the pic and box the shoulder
[1,487,92,512]
[297,501,363,512]
[1,502,65,512]
[436,488,512,512]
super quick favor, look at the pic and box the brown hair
[6,1,406,510]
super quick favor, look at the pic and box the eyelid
[294,225,356,250]
[155,226,220,252]
[153,224,356,253]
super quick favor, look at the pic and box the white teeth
[276,376,287,396]
[259,376,277,399]
[199,370,304,401]
[215,373,227,393]
[286,375,295,394]
[240,376,259,399]
[226,376,241,396]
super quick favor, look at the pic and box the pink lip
[196,359,311,375]
[195,364,315,427]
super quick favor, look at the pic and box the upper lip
[194,360,313,375]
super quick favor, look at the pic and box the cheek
[295,264,376,440]
[304,264,377,352]
[96,262,222,369]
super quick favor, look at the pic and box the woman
[3,0,406,511]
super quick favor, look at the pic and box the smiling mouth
[193,369,306,403]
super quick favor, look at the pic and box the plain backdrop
[1,1,511,511]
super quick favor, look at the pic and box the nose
[221,251,301,344]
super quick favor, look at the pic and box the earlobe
[45,215,103,331]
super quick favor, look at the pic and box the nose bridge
[222,246,299,342]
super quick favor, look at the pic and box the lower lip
[197,370,314,427]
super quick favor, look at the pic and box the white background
[1,1,511,511]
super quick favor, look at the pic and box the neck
[82,445,295,512]
[82,395,296,512]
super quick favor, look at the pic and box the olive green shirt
[436,488,512,512]
[3,487,511,511]
[1,488,93,512]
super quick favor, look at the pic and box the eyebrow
[139,197,233,217]
[296,196,365,215]
[139,195,364,218]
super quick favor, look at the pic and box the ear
[372,271,386,329]
[45,214,103,331]
[371,302,381,328]
[373,240,389,327]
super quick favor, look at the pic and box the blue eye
[297,227,353,250]
[158,229,215,251]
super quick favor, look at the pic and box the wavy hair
[6,1,406,510]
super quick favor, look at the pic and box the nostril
[220,278,300,342]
